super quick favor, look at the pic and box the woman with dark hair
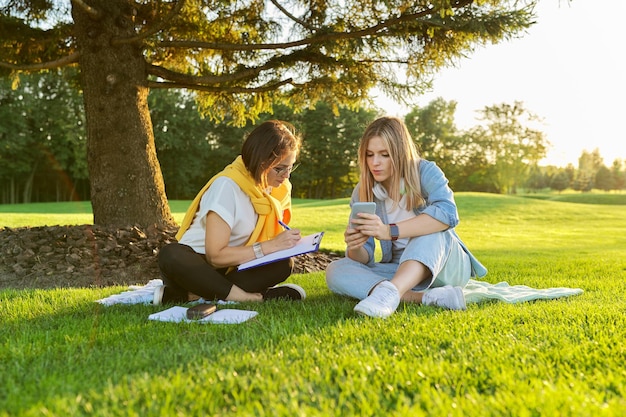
[325,116,487,318]
[155,120,306,304]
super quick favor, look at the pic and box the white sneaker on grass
[353,280,400,318]
[153,284,187,305]
[422,285,466,310]
[153,284,165,305]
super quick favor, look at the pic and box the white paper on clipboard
[237,232,324,271]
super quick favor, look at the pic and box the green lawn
[1,193,625,416]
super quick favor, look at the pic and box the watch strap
[389,223,399,241]
[253,242,264,258]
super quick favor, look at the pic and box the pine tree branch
[148,46,350,86]
[158,1,471,52]
[0,52,80,71]
[269,0,317,31]
[146,78,293,93]
[70,0,101,20]
[112,0,186,46]
[147,62,267,85]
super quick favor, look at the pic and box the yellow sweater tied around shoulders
[175,155,292,247]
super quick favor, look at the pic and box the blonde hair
[357,116,425,209]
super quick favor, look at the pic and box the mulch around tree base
[0,225,342,290]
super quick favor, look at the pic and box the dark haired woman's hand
[265,229,302,253]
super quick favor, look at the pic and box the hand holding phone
[349,202,376,229]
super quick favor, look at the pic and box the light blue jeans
[325,230,471,300]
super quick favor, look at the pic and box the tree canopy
[0,0,537,227]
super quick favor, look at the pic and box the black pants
[157,243,293,300]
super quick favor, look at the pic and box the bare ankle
[226,285,263,302]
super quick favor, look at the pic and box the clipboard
[237,232,324,271]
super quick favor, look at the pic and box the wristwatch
[389,223,399,241]
[253,242,264,258]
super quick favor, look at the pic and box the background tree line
[1,70,624,205]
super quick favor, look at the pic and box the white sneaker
[153,284,165,305]
[153,284,187,305]
[354,280,400,318]
[423,285,466,310]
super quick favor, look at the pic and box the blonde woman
[325,116,487,318]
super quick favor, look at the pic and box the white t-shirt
[385,195,416,251]
[178,177,257,254]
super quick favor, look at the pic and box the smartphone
[350,202,377,228]
[186,303,217,320]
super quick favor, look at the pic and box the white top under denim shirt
[350,159,488,278]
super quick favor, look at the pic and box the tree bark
[72,0,174,228]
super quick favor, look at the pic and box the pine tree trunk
[72,0,174,228]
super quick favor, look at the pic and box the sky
[378,0,626,168]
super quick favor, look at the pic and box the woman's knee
[272,258,294,282]
[325,258,382,300]
[157,243,188,273]
[404,231,449,252]
[325,258,351,289]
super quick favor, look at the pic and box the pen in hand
[278,220,291,230]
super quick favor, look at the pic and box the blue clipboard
[237,232,324,271]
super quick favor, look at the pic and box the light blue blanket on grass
[96,279,583,306]
[96,279,165,306]
[463,279,583,304]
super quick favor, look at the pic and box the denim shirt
[350,159,488,278]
